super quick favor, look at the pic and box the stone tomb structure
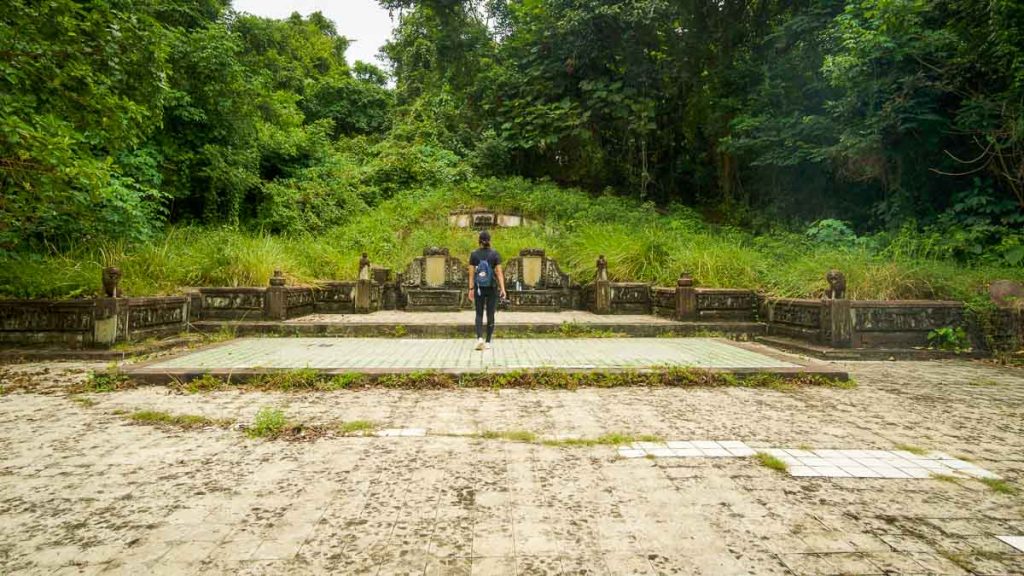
[503,249,578,311]
[400,247,579,312]
[401,248,470,311]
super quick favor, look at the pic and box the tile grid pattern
[618,442,1000,480]
[147,337,800,371]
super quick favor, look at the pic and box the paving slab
[1,358,1022,574]
[123,337,841,383]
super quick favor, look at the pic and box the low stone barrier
[121,297,189,341]
[315,282,357,313]
[762,297,967,349]
[849,300,963,348]
[198,287,266,320]
[0,296,189,348]
[651,287,676,318]
[695,289,758,321]
[762,298,823,341]
[0,299,98,346]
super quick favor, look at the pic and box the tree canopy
[1,0,1021,266]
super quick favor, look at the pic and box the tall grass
[1,179,1021,300]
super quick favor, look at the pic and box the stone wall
[197,288,266,320]
[984,307,1023,353]
[607,283,652,315]
[314,282,356,313]
[762,297,968,349]
[762,298,823,341]
[0,297,189,348]
[695,289,758,321]
[120,297,189,341]
[849,300,963,348]
[284,287,316,318]
[0,299,97,346]
[651,287,676,318]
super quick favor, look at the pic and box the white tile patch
[996,536,1024,553]
[617,443,1001,481]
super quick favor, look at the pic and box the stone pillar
[265,270,287,320]
[93,298,120,347]
[355,253,372,314]
[593,255,611,315]
[675,273,697,321]
[826,298,853,348]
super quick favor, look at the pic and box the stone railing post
[675,273,697,321]
[265,270,287,320]
[93,298,120,347]
[825,298,853,348]
[355,253,372,314]
[823,269,852,347]
[593,255,611,314]
[94,267,123,346]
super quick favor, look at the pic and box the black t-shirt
[469,248,502,272]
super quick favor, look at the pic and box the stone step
[757,335,980,361]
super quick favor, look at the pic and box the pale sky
[231,0,395,67]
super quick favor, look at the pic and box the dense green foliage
[1,0,1022,299]
[3,180,1021,300]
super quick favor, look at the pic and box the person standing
[468,230,507,350]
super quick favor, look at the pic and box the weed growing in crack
[894,444,929,456]
[477,430,539,443]
[541,433,663,448]
[980,478,1017,495]
[756,452,789,473]
[247,407,288,439]
[128,410,233,429]
[73,370,133,393]
[337,420,377,435]
[170,368,852,392]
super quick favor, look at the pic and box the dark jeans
[474,285,497,342]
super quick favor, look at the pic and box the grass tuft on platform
[756,452,789,473]
[166,367,851,393]
[128,409,232,430]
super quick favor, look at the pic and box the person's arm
[496,265,506,299]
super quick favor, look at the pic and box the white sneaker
[483,342,491,351]
[475,338,485,351]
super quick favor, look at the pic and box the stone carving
[473,213,495,229]
[126,299,188,331]
[854,305,963,332]
[502,249,571,291]
[0,301,94,332]
[423,247,450,257]
[596,255,608,282]
[449,209,529,229]
[990,280,1024,308]
[771,300,822,327]
[400,248,469,310]
[285,288,316,309]
[696,290,757,311]
[358,253,371,281]
[651,287,675,310]
[102,267,121,298]
[825,269,846,299]
[269,270,286,287]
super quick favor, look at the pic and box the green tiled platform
[125,337,845,382]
